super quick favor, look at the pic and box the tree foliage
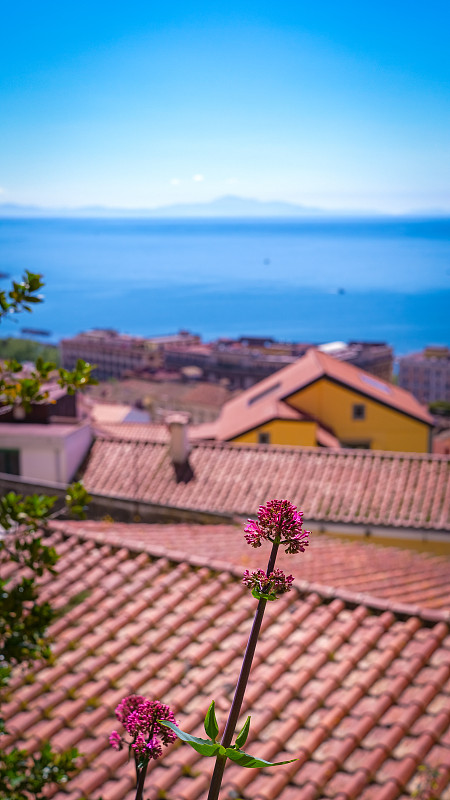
[0,484,91,689]
[0,271,94,795]
[0,271,97,411]
[429,400,450,417]
[0,272,45,319]
[0,485,91,793]
[0,338,59,366]
[0,742,79,800]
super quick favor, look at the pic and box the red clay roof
[61,521,450,610]
[94,422,229,443]
[310,349,433,424]
[3,525,450,800]
[207,348,433,441]
[81,438,450,533]
[95,422,171,442]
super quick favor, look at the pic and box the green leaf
[224,747,297,768]
[204,701,219,743]
[234,716,251,749]
[252,588,277,601]
[158,721,222,757]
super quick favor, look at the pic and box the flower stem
[135,763,148,800]
[207,540,279,800]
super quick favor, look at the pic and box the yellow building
[198,348,433,452]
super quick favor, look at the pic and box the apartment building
[164,338,393,390]
[59,329,162,380]
[398,345,450,404]
[60,329,202,381]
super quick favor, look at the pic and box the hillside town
[1,326,450,800]
[2,327,449,538]
[2,1,450,797]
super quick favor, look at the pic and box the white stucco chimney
[167,412,191,466]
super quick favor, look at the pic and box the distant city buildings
[316,341,393,382]
[60,328,393,388]
[398,346,450,405]
[60,329,199,381]
[164,337,393,389]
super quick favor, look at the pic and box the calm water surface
[0,217,449,354]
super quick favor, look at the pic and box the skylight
[360,374,392,395]
[248,381,281,405]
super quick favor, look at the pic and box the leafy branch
[0,270,93,796]
[0,486,90,793]
[0,742,79,800]
[0,271,44,319]
[0,483,92,688]
[0,272,97,412]
[161,701,295,768]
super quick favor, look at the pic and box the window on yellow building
[352,403,366,420]
[258,432,271,444]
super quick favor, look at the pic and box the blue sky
[1,1,449,212]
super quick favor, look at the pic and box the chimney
[167,412,194,483]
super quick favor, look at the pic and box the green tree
[0,337,60,366]
[0,271,96,411]
[429,400,450,417]
[0,272,96,797]
[0,485,91,797]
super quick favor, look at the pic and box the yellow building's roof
[196,348,433,442]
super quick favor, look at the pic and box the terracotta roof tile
[81,436,450,533]
[60,520,450,618]
[4,525,450,800]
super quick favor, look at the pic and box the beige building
[60,329,164,380]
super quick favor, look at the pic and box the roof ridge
[311,347,433,423]
[307,345,326,372]
[64,526,450,625]
[94,433,450,462]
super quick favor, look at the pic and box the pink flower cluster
[244,499,310,554]
[109,695,176,763]
[242,567,294,599]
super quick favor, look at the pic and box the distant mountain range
[0,195,448,219]
[0,195,324,218]
[149,195,326,217]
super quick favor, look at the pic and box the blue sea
[0,216,449,356]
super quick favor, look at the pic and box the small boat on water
[21,327,52,337]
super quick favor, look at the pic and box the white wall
[63,424,93,481]
[0,423,92,484]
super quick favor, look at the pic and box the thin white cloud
[170,178,181,186]
[193,174,204,182]
[225,177,238,185]
[0,186,5,194]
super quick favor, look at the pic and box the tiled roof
[81,438,450,532]
[193,397,342,446]
[310,350,433,424]
[206,349,433,441]
[95,422,171,442]
[60,521,450,610]
[3,526,450,800]
[434,429,450,455]
[95,423,219,442]
[180,382,234,407]
[90,403,138,424]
